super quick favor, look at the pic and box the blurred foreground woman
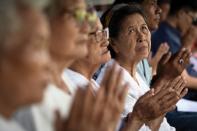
[0,0,51,130]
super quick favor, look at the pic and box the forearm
[121,113,144,131]
[182,70,197,89]
[145,116,164,131]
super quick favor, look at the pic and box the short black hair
[169,0,197,15]
[158,0,171,5]
[113,0,145,5]
[106,4,146,58]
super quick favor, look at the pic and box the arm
[182,70,197,90]
[182,26,197,50]
[145,116,164,131]
[121,113,144,131]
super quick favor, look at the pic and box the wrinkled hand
[157,48,190,79]
[130,76,187,123]
[100,62,128,131]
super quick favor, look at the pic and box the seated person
[151,0,197,100]
[97,4,187,131]
[100,0,169,86]
[14,0,97,131]
[0,0,51,130]
[65,17,110,91]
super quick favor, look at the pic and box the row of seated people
[0,0,196,131]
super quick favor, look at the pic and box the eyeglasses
[89,28,109,42]
[64,7,97,26]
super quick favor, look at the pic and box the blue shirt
[152,21,182,55]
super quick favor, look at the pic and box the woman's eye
[128,28,135,34]
[142,26,148,32]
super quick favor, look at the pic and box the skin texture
[49,0,89,62]
[70,18,111,80]
[155,48,191,82]
[0,7,51,118]
[141,0,162,31]
[47,0,91,93]
[113,13,151,64]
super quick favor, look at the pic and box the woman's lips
[101,47,109,55]
[136,45,148,52]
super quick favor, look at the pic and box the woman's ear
[109,38,119,53]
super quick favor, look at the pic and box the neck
[166,16,178,30]
[0,98,15,119]
[115,55,139,78]
[70,60,99,80]
[50,50,74,75]
[50,50,75,91]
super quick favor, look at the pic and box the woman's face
[115,13,151,62]
[0,8,51,108]
[87,20,111,65]
[50,0,90,61]
[142,0,162,31]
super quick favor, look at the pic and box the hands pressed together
[55,63,128,131]
[56,52,190,131]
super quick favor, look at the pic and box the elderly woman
[65,17,110,91]
[0,0,50,130]
[15,0,98,131]
[97,5,188,131]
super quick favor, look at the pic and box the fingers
[93,87,105,120]
[160,52,171,65]
[114,69,124,97]
[100,64,113,89]
[82,84,95,120]
[170,76,186,94]
[68,88,85,126]
[153,86,173,100]
[163,94,179,108]
[180,88,188,98]
[118,83,129,106]
[139,88,155,100]
[170,76,181,89]
[158,42,169,55]
[106,64,120,98]
[174,48,186,63]
[100,62,116,94]
[163,105,176,113]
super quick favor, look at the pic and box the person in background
[152,0,197,98]
[158,0,171,22]
[152,0,197,130]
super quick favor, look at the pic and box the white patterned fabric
[96,59,175,131]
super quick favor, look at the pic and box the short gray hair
[0,0,20,58]
[19,0,51,10]
[0,0,50,59]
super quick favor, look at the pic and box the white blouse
[64,69,100,92]
[0,115,26,131]
[31,69,77,131]
[96,59,175,131]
